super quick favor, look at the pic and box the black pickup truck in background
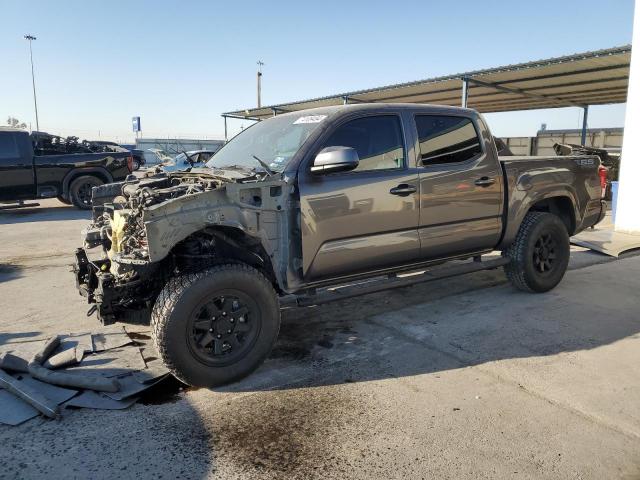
[0,128,133,209]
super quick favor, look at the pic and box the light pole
[257,60,264,108]
[24,34,39,133]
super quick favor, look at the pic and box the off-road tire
[151,263,280,387]
[503,212,570,293]
[57,195,72,205]
[132,159,140,171]
[69,175,103,210]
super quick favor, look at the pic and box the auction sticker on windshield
[293,115,327,124]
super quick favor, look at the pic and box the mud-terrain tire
[151,263,280,387]
[503,212,570,293]
[57,195,72,205]
[69,175,103,210]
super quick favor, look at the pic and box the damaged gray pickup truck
[74,104,606,387]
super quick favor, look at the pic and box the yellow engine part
[109,210,129,256]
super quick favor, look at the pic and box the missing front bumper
[74,248,156,326]
[74,248,117,325]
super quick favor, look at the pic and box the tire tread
[503,211,564,293]
[151,263,278,385]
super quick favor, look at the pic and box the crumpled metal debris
[91,326,133,352]
[0,370,61,420]
[65,347,147,378]
[28,336,121,392]
[64,390,137,410]
[43,346,83,369]
[0,328,169,425]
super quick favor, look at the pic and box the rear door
[298,113,421,281]
[414,113,503,259]
[0,131,35,201]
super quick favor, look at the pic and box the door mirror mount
[311,146,359,174]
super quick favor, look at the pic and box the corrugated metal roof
[225,45,631,120]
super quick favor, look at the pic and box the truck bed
[498,154,604,247]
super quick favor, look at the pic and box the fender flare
[499,189,579,250]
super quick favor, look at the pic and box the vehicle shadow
[218,262,640,393]
[0,205,90,225]
[0,331,41,346]
[0,334,214,479]
[0,264,23,284]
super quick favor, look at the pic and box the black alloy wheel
[187,293,260,367]
[533,232,558,274]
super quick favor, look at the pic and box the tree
[7,117,27,129]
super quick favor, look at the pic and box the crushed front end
[74,172,226,325]
[74,168,294,325]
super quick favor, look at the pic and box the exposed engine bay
[85,172,225,261]
[74,170,294,325]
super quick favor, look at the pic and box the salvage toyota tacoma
[74,104,606,387]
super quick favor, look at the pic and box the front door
[414,114,503,259]
[298,114,420,281]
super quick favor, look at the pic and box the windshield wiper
[252,155,275,177]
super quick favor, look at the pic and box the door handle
[389,184,417,196]
[474,177,496,187]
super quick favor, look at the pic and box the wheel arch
[169,226,281,290]
[62,167,114,197]
[527,196,576,234]
[499,191,578,249]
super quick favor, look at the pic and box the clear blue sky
[1,0,635,143]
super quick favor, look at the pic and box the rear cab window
[0,132,20,161]
[415,115,482,165]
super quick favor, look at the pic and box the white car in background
[142,149,173,166]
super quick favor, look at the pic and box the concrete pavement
[0,200,639,479]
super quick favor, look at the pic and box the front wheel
[151,263,280,387]
[503,212,570,293]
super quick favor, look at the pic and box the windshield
[206,113,328,173]
[171,153,192,165]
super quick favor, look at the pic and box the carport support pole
[461,77,469,108]
[223,115,228,142]
[580,106,589,146]
[615,1,640,234]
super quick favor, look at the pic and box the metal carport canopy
[223,45,631,121]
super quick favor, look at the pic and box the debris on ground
[0,325,170,425]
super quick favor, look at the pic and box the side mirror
[311,146,359,174]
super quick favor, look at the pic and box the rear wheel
[503,212,570,293]
[69,175,103,210]
[151,263,280,387]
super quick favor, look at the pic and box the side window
[415,115,482,165]
[321,115,405,172]
[0,133,19,161]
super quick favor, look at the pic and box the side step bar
[0,201,40,211]
[284,256,510,308]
